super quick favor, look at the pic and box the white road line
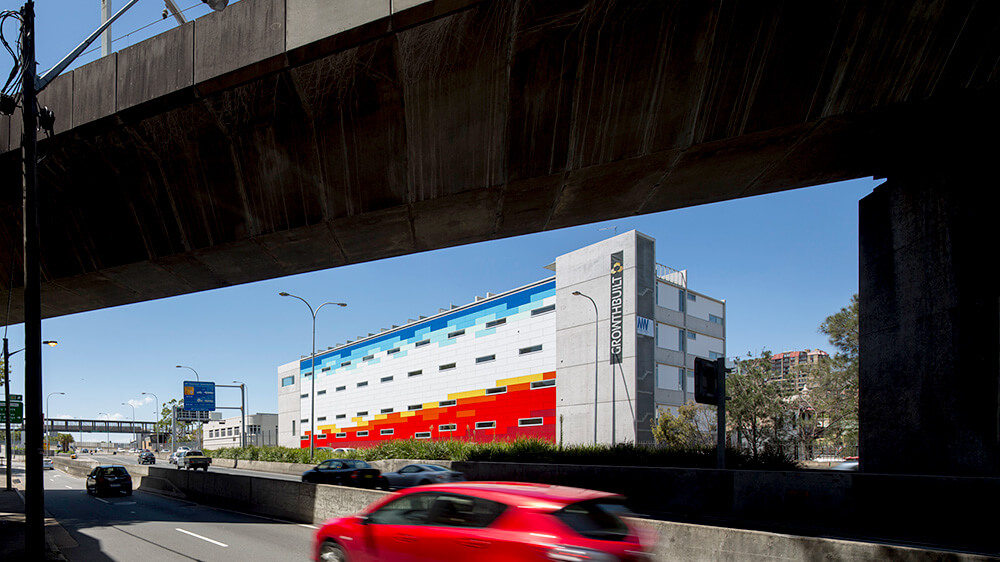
[298,524,318,530]
[176,528,229,547]
[94,497,109,504]
[64,485,73,489]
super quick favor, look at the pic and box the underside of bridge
[0,0,997,475]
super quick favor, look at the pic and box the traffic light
[695,357,720,405]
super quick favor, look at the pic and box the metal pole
[100,0,111,56]
[573,292,599,445]
[716,357,727,469]
[3,338,11,490]
[20,1,45,554]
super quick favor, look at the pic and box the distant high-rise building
[771,349,829,392]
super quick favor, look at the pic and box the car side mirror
[357,514,371,525]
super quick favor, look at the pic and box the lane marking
[176,528,229,547]
[94,497,109,504]
[298,524,318,530]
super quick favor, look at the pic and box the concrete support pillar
[859,147,999,476]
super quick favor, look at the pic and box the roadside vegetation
[207,439,798,470]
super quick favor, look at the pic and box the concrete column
[859,169,999,476]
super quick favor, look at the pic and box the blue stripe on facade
[299,279,555,374]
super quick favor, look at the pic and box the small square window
[341,361,352,367]
[439,423,457,432]
[300,394,308,399]
[381,408,394,414]
[363,354,374,361]
[519,344,543,355]
[357,430,369,437]
[531,304,555,316]
[381,376,394,383]
[336,386,346,392]
[281,376,295,387]
[408,404,423,411]
[356,411,368,417]
[317,416,327,421]
[439,400,456,407]
[415,339,430,347]
[335,432,346,438]
[387,347,401,354]
[408,370,423,377]
[439,362,456,371]
[317,390,326,395]
[336,414,346,419]
[518,417,544,427]
[357,381,368,388]
[476,354,495,364]
[531,379,555,389]
[485,318,506,328]
[475,421,496,430]
[486,386,507,395]
[381,428,394,436]
[447,329,465,338]
[415,431,431,439]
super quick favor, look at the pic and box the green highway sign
[0,401,23,423]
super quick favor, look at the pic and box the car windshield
[188,451,204,456]
[552,500,631,541]
[344,460,371,469]
[424,465,448,471]
[98,467,128,477]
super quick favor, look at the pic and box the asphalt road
[84,453,303,482]
[42,466,317,561]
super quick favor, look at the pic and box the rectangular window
[531,379,555,389]
[281,376,295,387]
[415,431,431,439]
[300,419,308,423]
[363,354,374,361]
[519,344,543,355]
[475,421,496,430]
[357,411,368,417]
[408,370,423,377]
[315,434,326,440]
[485,318,506,328]
[341,361,351,367]
[357,430,369,437]
[380,428,394,436]
[387,347,401,355]
[485,386,507,395]
[531,304,556,316]
[408,404,423,411]
[687,331,697,340]
[335,432,346,438]
[317,390,326,395]
[317,416,327,421]
[336,385,346,392]
[476,354,495,364]
[381,376,394,383]
[447,329,465,338]
[688,293,697,301]
[292,421,295,434]
[439,363,456,371]
[518,417,544,427]
[357,381,368,388]
[439,423,457,432]
[415,339,430,347]
[709,314,724,325]
[321,366,331,372]
[336,414,346,419]
[439,399,456,407]
[300,394,308,399]
[381,408,394,414]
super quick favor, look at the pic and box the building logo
[610,251,624,364]
[636,316,654,337]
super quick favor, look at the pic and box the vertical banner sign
[610,251,624,364]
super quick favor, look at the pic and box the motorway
[39,463,317,561]
[85,452,304,482]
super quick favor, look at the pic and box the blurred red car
[313,481,654,561]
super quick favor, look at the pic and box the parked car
[42,458,53,470]
[381,464,466,489]
[302,459,384,488]
[86,465,133,496]
[138,451,156,465]
[313,481,654,562]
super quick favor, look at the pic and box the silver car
[380,463,465,489]
[42,458,54,470]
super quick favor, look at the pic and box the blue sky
[0,2,880,429]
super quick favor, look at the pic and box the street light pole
[121,402,135,449]
[45,392,64,453]
[142,392,158,450]
[98,413,110,451]
[3,340,55,490]
[279,292,346,462]
[573,291,600,445]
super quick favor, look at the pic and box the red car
[312,481,654,561]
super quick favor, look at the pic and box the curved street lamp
[573,291,600,445]
[279,292,346,461]
[4,339,55,489]
[45,391,65,454]
[142,392,159,451]
[175,365,200,381]
[121,402,136,449]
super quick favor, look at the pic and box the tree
[158,398,199,445]
[727,350,789,458]
[651,401,715,448]
[799,294,860,456]
[56,433,74,452]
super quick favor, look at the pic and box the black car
[138,451,156,465]
[301,459,385,488]
[86,465,133,496]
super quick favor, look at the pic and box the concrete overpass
[0,0,997,476]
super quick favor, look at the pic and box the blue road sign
[183,381,216,411]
